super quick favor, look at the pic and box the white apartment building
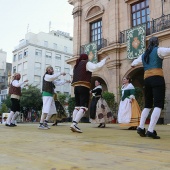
[12,30,73,95]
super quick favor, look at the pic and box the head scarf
[74,54,88,68]
[143,37,159,64]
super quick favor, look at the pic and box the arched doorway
[125,67,144,90]
[91,76,108,91]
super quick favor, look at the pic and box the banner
[127,25,146,59]
[84,42,98,63]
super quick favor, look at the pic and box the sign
[127,24,146,59]
[84,42,98,63]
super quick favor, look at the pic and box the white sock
[11,111,20,124]
[148,107,161,133]
[74,109,85,124]
[6,111,14,125]
[72,109,79,122]
[40,113,47,124]
[45,114,52,122]
[139,108,151,129]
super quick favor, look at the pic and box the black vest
[42,74,55,94]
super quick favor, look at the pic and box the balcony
[120,14,170,43]
[80,38,107,54]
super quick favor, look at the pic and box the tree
[0,103,8,115]
[20,85,42,111]
[57,93,67,106]
[102,91,118,118]
[68,96,75,116]
[2,95,11,109]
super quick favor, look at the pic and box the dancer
[118,76,141,130]
[70,54,110,133]
[131,36,170,139]
[90,80,113,127]
[38,66,70,129]
[6,73,28,127]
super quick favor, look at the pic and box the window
[55,54,61,60]
[13,54,17,62]
[44,41,48,47]
[53,43,57,50]
[35,62,41,69]
[13,66,16,73]
[34,76,41,82]
[90,20,102,48]
[64,46,67,52]
[18,64,22,72]
[131,0,150,28]
[24,49,28,57]
[18,52,22,60]
[64,68,70,74]
[55,66,61,72]
[23,62,27,70]
[64,56,70,61]
[22,75,27,81]
[46,52,52,58]
[35,49,42,56]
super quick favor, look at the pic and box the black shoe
[98,123,102,128]
[8,123,15,127]
[100,124,105,128]
[137,127,146,137]
[146,131,160,139]
[5,124,9,126]
[11,123,17,126]
[128,126,137,130]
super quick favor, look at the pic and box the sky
[0,0,74,63]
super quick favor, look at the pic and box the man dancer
[6,73,28,127]
[70,54,110,133]
[131,36,170,139]
[39,66,70,129]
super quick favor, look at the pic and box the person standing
[131,36,170,139]
[118,76,141,130]
[6,73,28,127]
[70,54,110,133]
[38,66,70,129]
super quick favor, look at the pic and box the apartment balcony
[80,38,107,54]
[120,13,170,43]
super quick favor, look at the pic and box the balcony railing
[120,14,170,43]
[80,38,107,54]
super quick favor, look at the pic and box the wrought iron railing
[120,14,170,43]
[80,38,107,54]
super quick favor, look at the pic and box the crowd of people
[4,36,170,140]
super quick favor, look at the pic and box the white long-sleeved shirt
[131,47,170,66]
[86,57,108,72]
[44,72,67,86]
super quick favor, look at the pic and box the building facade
[12,30,73,95]
[67,0,170,123]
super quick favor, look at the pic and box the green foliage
[57,93,67,106]
[20,85,42,111]
[102,91,118,118]
[0,103,8,115]
[68,96,75,114]
[134,87,144,110]
[2,95,11,109]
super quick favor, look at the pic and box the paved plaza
[0,123,170,170]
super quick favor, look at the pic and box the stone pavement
[0,123,170,170]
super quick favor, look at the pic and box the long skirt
[90,97,100,119]
[50,100,67,123]
[118,98,141,127]
[90,98,113,124]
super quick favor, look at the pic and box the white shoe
[70,124,82,133]
[38,124,48,130]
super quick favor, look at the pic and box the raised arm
[44,72,66,82]
[86,56,109,72]
[157,47,170,59]
[131,55,142,67]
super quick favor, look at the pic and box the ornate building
[67,0,170,124]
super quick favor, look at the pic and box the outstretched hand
[66,80,71,83]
